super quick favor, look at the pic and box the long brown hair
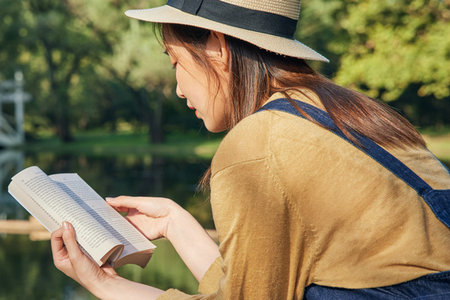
[159,24,426,187]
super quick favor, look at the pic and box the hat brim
[125,5,329,62]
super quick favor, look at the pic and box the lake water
[0,149,209,299]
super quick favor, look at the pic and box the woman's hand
[51,221,165,299]
[106,196,180,240]
[50,222,117,296]
[106,196,220,281]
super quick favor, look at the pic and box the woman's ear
[206,31,230,72]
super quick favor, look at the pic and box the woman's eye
[163,51,177,69]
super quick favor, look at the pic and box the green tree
[2,0,184,143]
[0,0,26,78]
[3,0,448,140]
[296,0,351,75]
[299,0,450,127]
[334,0,449,102]
[72,0,175,143]
[24,0,109,142]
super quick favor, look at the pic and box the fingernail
[105,197,113,202]
[63,221,70,229]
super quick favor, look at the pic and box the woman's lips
[188,105,200,119]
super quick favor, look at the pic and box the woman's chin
[204,122,227,133]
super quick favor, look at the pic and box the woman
[51,0,450,299]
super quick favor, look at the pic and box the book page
[10,166,123,265]
[8,180,60,232]
[49,173,156,261]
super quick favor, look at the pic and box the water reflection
[2,150,212,222]
[0,149,209,299]
[0,150,25,219]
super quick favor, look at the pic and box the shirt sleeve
[198,256,224,294]
[156,257,224,299]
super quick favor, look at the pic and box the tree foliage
[299,0,450,127]
[0,0,448,143]
[68,0,176,142]
[334,0,449,102]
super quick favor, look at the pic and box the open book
[8,166,156,268]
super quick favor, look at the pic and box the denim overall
[258,99,450,299]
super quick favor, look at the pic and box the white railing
[0,150,25,219]
[0,71,31,147]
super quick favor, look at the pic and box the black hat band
[167,0,298,39]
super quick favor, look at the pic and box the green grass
[420,126,450,137]
[20,131,222,159]
[20,128,450,162]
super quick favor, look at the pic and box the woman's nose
[176,85,185,99]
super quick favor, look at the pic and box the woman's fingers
[106,196,140,212]
[101,263,118,276]
[106,196,173,218]
[55,222,118,294]
[50,226,65,257]
[61,221,84,261]
[50,223,80,281]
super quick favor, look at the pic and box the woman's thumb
[62,221,83,260]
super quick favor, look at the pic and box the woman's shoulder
[211,100,336,177]
[211,109,273,176]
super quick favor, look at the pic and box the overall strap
[258,98,450,227]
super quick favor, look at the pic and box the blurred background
[0,0,448,299]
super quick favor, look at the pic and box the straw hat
[125,0,329,62]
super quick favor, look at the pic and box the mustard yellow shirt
[158,91,450,299]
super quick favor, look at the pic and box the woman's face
[165,33,230,133]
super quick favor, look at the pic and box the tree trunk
[55,88,72,142]
[134,88,165,144]
[42,38,74,143]
[150,91,164,144]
